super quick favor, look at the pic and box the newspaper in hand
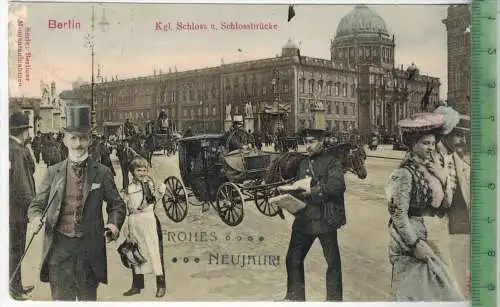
[278,176,312,193]
[268,193,306,214]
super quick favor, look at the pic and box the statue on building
[226,104,232,120]
[406,62,419,81]
[245,102,253,118]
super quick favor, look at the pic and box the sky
[8,2,451,99]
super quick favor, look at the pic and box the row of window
[98,85,220,108]
[298,119,355,131]
[182,106,218,118]
[99,81,296,108]
[335,46,394,62]
[298,100,356,116]
[299,79,357,97]
[224,81,291,98]
[99,110,153,122]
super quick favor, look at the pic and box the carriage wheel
[216,182,244,227]
[162,176,189,223]
[254,190,280,217]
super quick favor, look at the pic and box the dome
[335,5,389,38]
[283,38,298,49]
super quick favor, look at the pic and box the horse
[264,141,367,184]
[141,136,155,167]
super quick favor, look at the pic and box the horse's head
[327,143,367,179]
[345,143,367,179]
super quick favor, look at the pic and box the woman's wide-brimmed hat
[398,113,445,133]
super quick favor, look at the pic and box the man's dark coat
[28,159,126,283]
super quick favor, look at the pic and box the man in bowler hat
[28,104,126,301]
[9,111,36,300]
[280,128,346,301]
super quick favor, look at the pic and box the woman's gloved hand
[414,240,436,261]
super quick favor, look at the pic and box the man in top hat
[281,128,346,301]
[27,104,126,301]
[9,111,36,300]
[434,105,470,298]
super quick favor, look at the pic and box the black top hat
[63,104,92,134]
[9,111,32,131]
[303,128,327,139]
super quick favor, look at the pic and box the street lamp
[85,4,110,128]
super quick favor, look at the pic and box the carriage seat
[223,148,273,182]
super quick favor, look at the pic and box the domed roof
[283,38,298,49]
[335,5,389,38]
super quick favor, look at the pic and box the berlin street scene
[7,2,471,302]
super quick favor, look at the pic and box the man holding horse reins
[281,128,346,301]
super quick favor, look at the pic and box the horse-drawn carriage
[273,135,299,152]
[160,133,292,226]
[145,120,178,156]
[159,125,368,227]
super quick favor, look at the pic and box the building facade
[66,5,440,135]
[442,4,470,115]
[331,5,441,133]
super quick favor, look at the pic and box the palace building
[68,5,440,135]
[442,4,470,115]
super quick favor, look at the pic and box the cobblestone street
[22,145,403,301]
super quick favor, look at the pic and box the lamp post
[85,4,110,129]
[271,69,283,132]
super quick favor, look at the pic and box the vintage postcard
[7,1,471,303]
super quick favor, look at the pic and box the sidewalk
[364,145,407,160]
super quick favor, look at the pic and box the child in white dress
[121,157,166,298]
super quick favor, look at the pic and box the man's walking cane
[9,203,50,287]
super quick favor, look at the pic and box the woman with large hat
[385,113,463,301]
